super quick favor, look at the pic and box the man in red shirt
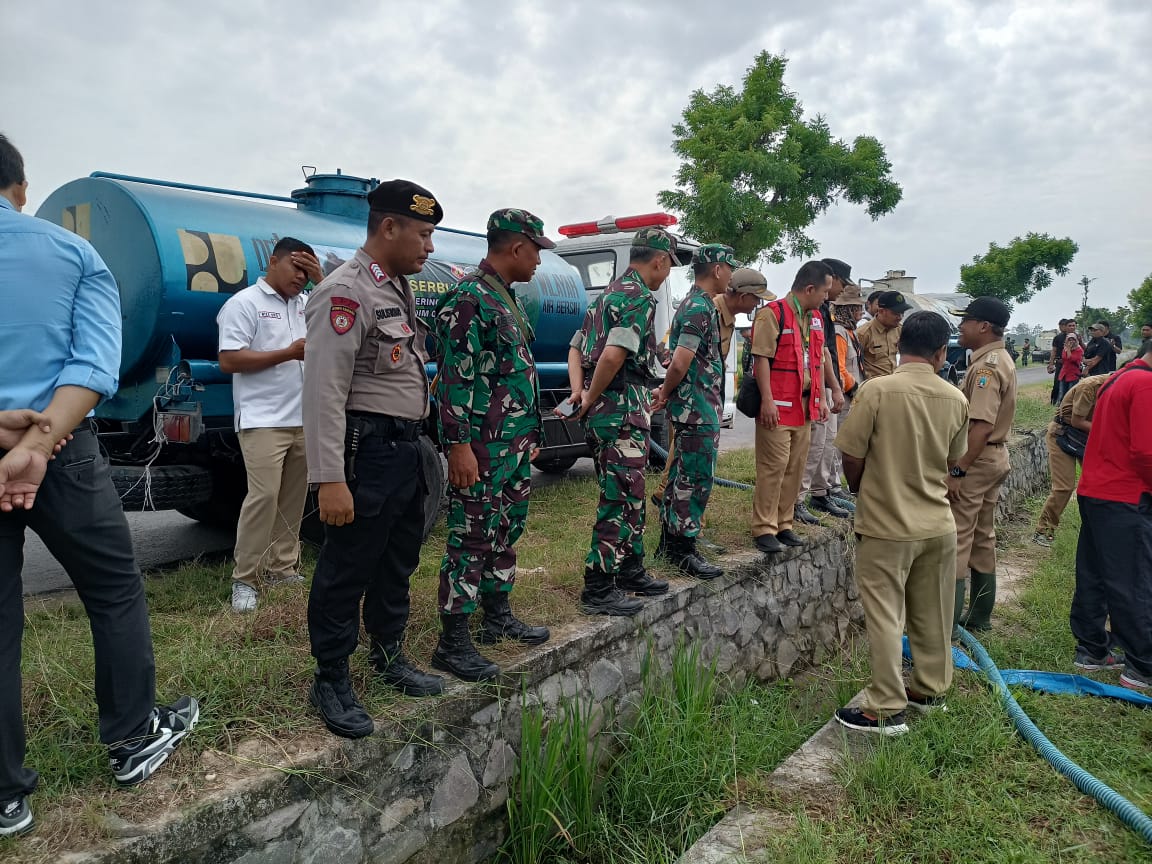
[1070,340,1152,689]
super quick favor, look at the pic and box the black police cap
[367,179,443,225]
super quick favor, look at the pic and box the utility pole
[1078,275,1097,313]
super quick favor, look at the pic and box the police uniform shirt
[750,300,812,391]
[834,364,969,540]
[712,292,737,361]
[856,317,900,378]
[961,341,1017,444]
[303,248,429,484]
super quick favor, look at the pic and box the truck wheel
[175,462,246,528]
[113,464,213,512]
[534,455,578,475]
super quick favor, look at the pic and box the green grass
[1014,381,1056,431]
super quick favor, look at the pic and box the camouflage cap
[631,226,677,254]
[728,267,776,301]
[487,207,556,249]
[691,243,740,268]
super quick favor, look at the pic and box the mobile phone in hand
[556,400,577,418]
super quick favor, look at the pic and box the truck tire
[300,435,446,548]
[534,455,578,475]
[112,464,213,512]
[175,461,246,528]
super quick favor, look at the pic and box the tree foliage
[1077,305,1131,338]
[657,52,902,264]
[958,233,1078,306]
[1128,273,1152,328]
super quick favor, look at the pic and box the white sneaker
[231,582,258,613]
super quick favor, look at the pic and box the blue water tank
[35,171,587,422]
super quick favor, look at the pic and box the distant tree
[1077,305,1131,339]
[658,51,902,264]
[957,233,1078,306]
[1128,273,1152,330]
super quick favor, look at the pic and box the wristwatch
[949,466,967,478]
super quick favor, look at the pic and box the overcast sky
[5,0,1150,329]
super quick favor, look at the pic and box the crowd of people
[1,125,1150,836]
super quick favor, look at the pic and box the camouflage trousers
[660,423,719,538]
[584,418,649,573]
[438,447,532,614]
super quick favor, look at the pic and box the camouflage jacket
[667,284,723,428]
[572,268,659,431]
[433,260,540,452]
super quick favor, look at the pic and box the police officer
[303,179,444,739]
[561,228,676,615]
[856,290,912,379]
[431,209,553,682]
[947,296,1017,634]
[652,244,739,579]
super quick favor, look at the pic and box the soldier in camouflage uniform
[430,209,554,681]
[560,228,676,616]
[652,244,738,580]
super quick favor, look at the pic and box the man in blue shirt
[0,134,198,838]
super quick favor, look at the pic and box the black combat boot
[309,659,374,739]
[616,554,669,596]
[369,641,444,697]
[431,614,500,682]
[962,571,997,632]
[664,533,723,581]
[478,593,550,646]
[580,567,644,616]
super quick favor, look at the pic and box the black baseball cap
[821,258,856,286]
[952,296,1010,328]
[876,290,913,313]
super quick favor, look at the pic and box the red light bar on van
[557,212,679,238]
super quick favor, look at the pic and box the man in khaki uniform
[855,290,911,379]
[947,296,1017,634]
[833,312,969,735]
[303,179,446,739]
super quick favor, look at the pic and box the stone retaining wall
[997,428,1048,523]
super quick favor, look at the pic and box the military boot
[580,567,644,617]
[431,614,500,682]
[309,659,374,739]
[663,532,723,581]
[477,593,550,646]
[369,641,444,696]
[962,571,997,632]
[952,580,967,642]
[616,554,669,596]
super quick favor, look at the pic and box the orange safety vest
[752,298,824,426]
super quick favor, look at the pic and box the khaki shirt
[961,340,1017,444]
[835,363,970,540]
[303,248,429,483]
[1054,373,1108,427]
[713,292,736,362]
[750,300,812,391]
[856,318,900,378]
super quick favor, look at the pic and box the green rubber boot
[962,571,997,632]
[952,580,967,642]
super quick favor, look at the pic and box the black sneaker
[793,503,821,525]
[776,529,805,547]
[1073,647,1124,671]
[309,675,374,739]
[0,796,33,837]
[108,696,200,786]
[809,495,851,519]
[905,688,948,713]
[1120,669,1151,691]
[834,706,908,736]
[754,533,784,554]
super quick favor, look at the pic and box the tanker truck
[35,170,590,538]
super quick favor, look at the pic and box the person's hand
[554,390,582,419]
[757,400,779,430]
[830,389,845,414]
[651,387,669,415]
[819,402,830,423]
[1046,363,1055,374]
[318,481,355,526]
[292,251,325,286]
[0,409,51,451]
[286,338,306,362]
[946,474,963,502]
[447,442,480,489]
[575,390,595,420]
[0,446,50,511]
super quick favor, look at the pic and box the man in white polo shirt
[217,237,322,612]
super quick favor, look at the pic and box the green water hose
[958,627,1152,845]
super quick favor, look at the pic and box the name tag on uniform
[258,311,282,319]
[774,400,793,407]
[782,328,794,335]
[375,306,403,321]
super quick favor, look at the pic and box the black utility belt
[346,411,422,442]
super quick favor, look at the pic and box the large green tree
[1128,273,1152,328]
[1077,305,1131,339]
[958,234,1078,306]
[658,52,902,264]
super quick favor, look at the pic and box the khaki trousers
[233,426,308,588]
[857,533,957,715]
[800,389,839,498]
[1036,422,1078,534]
[752,422,811,536]
[951,446,1010,580]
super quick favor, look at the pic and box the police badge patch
[330,296,360,334]
[976,371,990,388]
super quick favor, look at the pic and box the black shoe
[834,706,908,736]
[431,614,500,682]
[617,554,669,596]
[581,567,644,616]
[663,533,723,581]
[809,495,851,519]
[0,796,33,837]
[309,669,373,739]
[369,641,444,696]
[478,592,550,645]
[754,533,784,554]
[776,529,805,547]
[108,696,200,785]
[793,503,821,525]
